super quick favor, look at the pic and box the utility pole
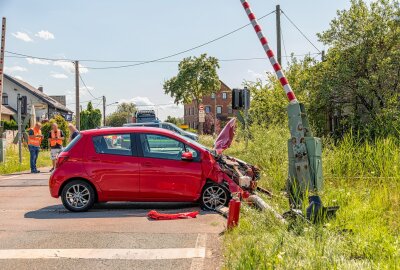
[17,94,22,164]
[321,50,325,62]
[0,18,6,123]
[276,5,282,65]
[75,61,80,130]
[102,95,106,126]
[244,87,249,148]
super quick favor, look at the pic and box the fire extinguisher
[227,196,241,229]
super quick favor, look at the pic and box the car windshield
[173,132,210,152]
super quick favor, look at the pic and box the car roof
[80,126,177,137]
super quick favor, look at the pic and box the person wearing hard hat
[27,122,43,173]
[48,123,65,172]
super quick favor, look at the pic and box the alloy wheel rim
[66,184,90,209]
[203,186,227,209]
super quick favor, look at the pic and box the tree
[165,116,184,126]
[247,0,400,139]
[314,0,400,138]
[80,102,102,130]
[163,54,221,133]
[106,102,136,127]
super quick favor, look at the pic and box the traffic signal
[20,96,27,115]
[232,88,250,110]
[232,88,242,109]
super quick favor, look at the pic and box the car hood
[214,118,236,154]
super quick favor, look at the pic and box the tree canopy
[248,0,400,139]
[163,53,221,106]
[106,102,136,127]
[80,102,102,130]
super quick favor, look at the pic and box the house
[183,81,235,132]
[2,74,73,122]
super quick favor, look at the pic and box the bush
[1,120,18,130]
[40,115,70,149]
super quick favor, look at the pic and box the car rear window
[92,134,134,156]
[62,134,81,152]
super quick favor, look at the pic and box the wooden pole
[276,5,282,65]
[75,61,80,129]
[0,18,6,123]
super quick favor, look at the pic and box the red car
[49,126,259,212]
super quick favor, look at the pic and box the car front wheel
[61,180,95,212]
[200,184,230,210]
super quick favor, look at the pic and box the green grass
[0,146,52,174]
[200,126,400,269]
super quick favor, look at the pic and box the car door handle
[89,157,100,162]
[143,162,153,167]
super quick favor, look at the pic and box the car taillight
[56,155,69,168]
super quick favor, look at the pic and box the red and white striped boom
[240,0,297,103]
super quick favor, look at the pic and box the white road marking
[0,248,206,260]
[190,233,207,270]
[1,175,19,180]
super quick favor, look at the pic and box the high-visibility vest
[50,129,63,147]
[28,128,42,147]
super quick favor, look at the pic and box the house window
[2,93,8,105]
[216,106,222,114]
[205,106,211,113]
[228,107,233,114]
[211,93,216,99]
[222,92,227,100]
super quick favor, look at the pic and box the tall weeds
[201,125,400,269]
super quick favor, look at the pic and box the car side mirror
[181,151,193,161]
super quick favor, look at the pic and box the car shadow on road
[24,202,218,220]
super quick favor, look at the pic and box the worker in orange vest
[48,123,65,172]
[27,122,43,173]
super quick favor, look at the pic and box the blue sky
[1,0,360,120]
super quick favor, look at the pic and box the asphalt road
[0,169,226,270]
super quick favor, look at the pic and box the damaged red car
[49,121,259,212]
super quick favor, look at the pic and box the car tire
[200,183,230,211]
[61,180,95,212]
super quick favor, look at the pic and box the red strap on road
[147,210,199,220]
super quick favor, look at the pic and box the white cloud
[14,75,23,80]
[12,32,33,42]
[51,72,68,79]
[53,61,88,74]
[247,69,265,80]
[118,96,183,121]
[4,66,28,73]
[26,57,50,65]
[35,30,55,40]
[119,96,155,109]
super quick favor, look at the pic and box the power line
[78,73,100,99]
[80,10,276,70]
[5,54,317,63]
[4,10,276,69]
[281,10,321,53]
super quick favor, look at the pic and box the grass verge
[200,126,399,269]
[0,146,52,174]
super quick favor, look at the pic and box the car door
[137,133,202,201]
[84,133,140,201]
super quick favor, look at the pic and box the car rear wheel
[61,180,95,212]
[200,184,230,210]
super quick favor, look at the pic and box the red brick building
[183,81,235,134]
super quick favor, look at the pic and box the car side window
[92,134,133,156]
[140,134,185,160]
